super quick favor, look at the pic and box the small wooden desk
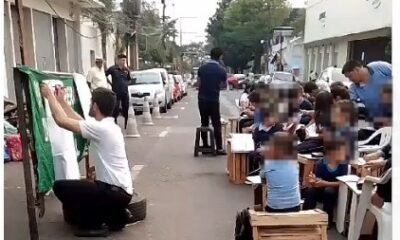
[297,154,322,188]
[247,176,266,210]
[228,117,239,133]
[227,141,251,184]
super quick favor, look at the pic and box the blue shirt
[105,65,131,95]
[264,160,301,209]
[254,108,263,126]
[315,160,348,182]
[349,61,392,120]
[198,60,227,102]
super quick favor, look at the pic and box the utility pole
[179,18,182,47]
[161,0,166,49]
[14,0,39,239]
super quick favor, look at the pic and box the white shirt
[87,66,110,90]
[79,117,133,194]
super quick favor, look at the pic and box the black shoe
[216,149,227,155]
[74,226,109,237]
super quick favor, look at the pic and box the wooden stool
[194,127,216,157]
[227,140,250,184]
[249,209,328,240]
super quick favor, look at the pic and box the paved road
[4,89,345,240]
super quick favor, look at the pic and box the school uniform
[303,160,348,225]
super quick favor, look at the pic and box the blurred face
[117,57,127,67]
[327,146,346,163]
[331,106,348,127]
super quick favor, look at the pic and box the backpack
[234,208,253,240]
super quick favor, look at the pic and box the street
[4,89,346,240]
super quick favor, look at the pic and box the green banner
[17,66,87,193]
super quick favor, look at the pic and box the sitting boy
[248,111,283,175]
[262,132,301,212]
[303,139,348,227]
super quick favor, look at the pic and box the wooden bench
[250,209,328,240]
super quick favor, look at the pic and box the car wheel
[126,192,147,224]
[167,101,172,109]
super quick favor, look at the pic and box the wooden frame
[227,141,250,184]
[13,68,92,240]
[250,209,328,240]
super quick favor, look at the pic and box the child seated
[249,111,283,174]
[262,132,301,212]
[303,139,348,226]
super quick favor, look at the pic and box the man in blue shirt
[197,48,227,155]
[342,60,392,122]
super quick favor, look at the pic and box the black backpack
[234,208,253,240]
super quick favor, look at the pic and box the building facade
[3,0,116,100]
[303,0,392,80]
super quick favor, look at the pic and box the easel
[14,69,93,240]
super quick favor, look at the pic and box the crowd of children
[236,62,392,230]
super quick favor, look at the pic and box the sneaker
[216,149,227,155]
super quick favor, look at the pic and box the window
[52,17,61,71]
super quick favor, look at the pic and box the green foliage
[206,0,290,72]
[137,2,179,68]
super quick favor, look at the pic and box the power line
[43,0,103,39]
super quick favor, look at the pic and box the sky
[147,0,306,45]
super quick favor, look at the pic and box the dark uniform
[105,65,131,127]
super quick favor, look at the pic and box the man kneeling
[40,85,133,237]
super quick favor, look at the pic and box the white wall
[304,0,392,44]
[80,19,102,75]
[6,0,74,21]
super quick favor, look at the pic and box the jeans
[198,101,223,150]
[303,187,338,224]
[54,180,132,230]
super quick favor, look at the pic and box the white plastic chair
[351,168,392,240]
[358,127,391,153]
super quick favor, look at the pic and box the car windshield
[132,72,160,85]
[273,72,292,81]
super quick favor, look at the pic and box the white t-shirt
[87,66,110,90]
[79,117,133,194]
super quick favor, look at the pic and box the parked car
[269,71,294,84]
[316,67,352,92]
[174,75,186,97]
[227,74,238,89]
[167,74,176,105]
[235,74,247,89]
[173,75,182,101]
[129,69,169,113]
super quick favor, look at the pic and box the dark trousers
[113,92,130,128]
[238,118,254,133]
[265,205,301,213]
[53,180,132,230]
[198,101,223,150]
[303,187,338,224]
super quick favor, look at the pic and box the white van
[129,69,171,113]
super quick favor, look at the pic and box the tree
[136,2,178,68]
[283,8,306,35]
[206,0,290,72]
[83,0,115,64]
[206,0,233,48]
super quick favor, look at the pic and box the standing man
[197,48,227,155]
[342,60,392,122]
[106,54,132,129]
[87,58,111,91]
[40,85,133,237]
